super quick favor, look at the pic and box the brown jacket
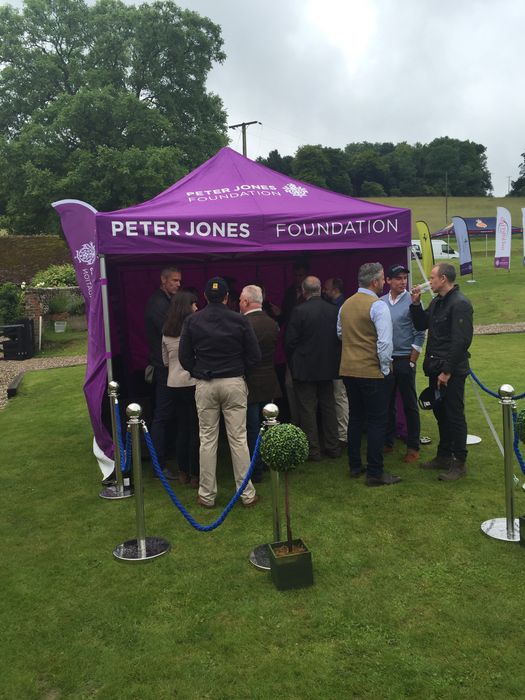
[245,310,281,404]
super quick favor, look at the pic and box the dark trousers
[150,366,174,471]
[293,379,339,458]
[385,357,420,451]
[343,376,391,478]
[430,373,468,463]
[247,401,264,480]
[172,386,200,478]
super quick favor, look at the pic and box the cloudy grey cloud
[4,0,523,194]
[181,0,525,195]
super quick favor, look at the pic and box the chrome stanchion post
[481,384,520,542]
[100,381,134,500]
[249,403,281,571]
[113,403,170,562]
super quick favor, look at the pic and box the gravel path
[0,355,86,410]
[1,321,523,410]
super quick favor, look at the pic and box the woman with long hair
[162,291,200,486]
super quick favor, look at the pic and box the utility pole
[507,176,511,194]
[228,121,261,157]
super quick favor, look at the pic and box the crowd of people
[144,258,474,507]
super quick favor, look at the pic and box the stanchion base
[99,484,134,500]
[466,434,482,445]
[481,518,520,542]
[249,543,271,571]
[113,536,171,562]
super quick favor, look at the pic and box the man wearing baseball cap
[179,277,261,508]
[381,264,426,463]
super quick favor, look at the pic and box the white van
[411,239,459,260]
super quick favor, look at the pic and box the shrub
[260,423,309,552]
[31,264,76,288]
[0,282,24,324]
[260,423,309,472]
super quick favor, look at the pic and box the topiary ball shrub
[260,423,309,472]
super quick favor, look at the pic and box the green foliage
[31,263,76,287]
[510,151,525,196]
[48,292,70,314]
[0,281,23,323]
[259,137,493,198]
[0,0,228,233]
[260,423,309,472]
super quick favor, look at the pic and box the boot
[420,454,452,470]
[438,459,467,481]
[403,448,420,463]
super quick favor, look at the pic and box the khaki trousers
[333,378,349,442]
[195,377,256,506]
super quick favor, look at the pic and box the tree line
[258,139,493,199]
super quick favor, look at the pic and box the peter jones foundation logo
[185,182,309,202]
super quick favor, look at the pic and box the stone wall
[23,287,85,326]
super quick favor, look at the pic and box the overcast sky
[176,0,524,196]
[5,0,524,195]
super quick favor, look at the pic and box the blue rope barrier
[114,399,126,465]
[469,370,525,400]
[121,430,132,475]
[143,426,261,532]
[512,410,525,476]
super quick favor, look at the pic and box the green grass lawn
[411,236,525,326]
[38,324,88,357]
[365,195,525,235]
[2,333,525,698]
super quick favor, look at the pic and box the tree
[257,149,293,176]
[510,152,525,196]
[0,0,228,233]
[292,145,331,188]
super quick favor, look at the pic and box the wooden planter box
[269,539,313,590]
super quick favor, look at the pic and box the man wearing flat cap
[381,263,426,463]
[179,277,261,508]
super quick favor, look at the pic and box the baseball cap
[386,263,410,278]
[205,276,229,302]
[418,386,443,410]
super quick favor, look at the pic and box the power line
[228,121,261,157]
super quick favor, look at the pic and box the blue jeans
[343,376,392,478]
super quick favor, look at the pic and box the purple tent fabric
[54,147,411,469]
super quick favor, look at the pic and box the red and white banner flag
[494,207,512,270]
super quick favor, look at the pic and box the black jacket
[144,288,172,367]
[410,285,473,376]
[285,296,341,382]
[179,302,261,380]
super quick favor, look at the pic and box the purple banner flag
[52,199,99,310]
[495,207,512,270]
[451,216,473,275]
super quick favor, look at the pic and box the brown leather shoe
[438,461,467,481]
[242,494,260,508]
[383,445,394,454]
[403,449,420,463]
[179,471,190,484]
[420,455,452,470]
[196,495,215,508]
